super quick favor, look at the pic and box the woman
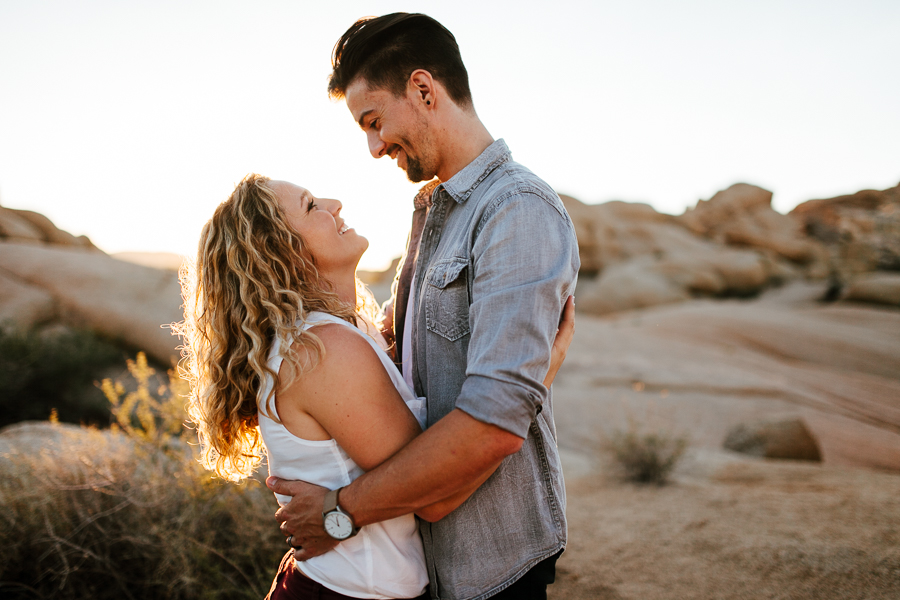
[180,174,572,599]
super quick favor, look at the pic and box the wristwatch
[323,487,359,540]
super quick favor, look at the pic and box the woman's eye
[306,199,317,212]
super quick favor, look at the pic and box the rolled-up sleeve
[454,188,579,438]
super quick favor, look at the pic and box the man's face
[345,77,437,183]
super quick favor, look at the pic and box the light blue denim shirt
[405,139,580,600]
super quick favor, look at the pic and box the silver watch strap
[323,488,340,516]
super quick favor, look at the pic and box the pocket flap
[426,258,468,289]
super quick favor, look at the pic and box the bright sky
[1,0,898,271]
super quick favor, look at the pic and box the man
[268,13,579,600]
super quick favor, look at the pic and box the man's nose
[367,130,386,158]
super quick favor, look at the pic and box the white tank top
[258,312,428,599]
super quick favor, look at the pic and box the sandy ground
[552,282,900,470]
[547,282,900,599]
[551,452,900,600]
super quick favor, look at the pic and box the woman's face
[271,181,368,272]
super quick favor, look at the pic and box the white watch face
[324,512,354,539]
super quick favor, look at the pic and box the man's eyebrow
[357,109,373,129]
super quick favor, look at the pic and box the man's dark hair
[328,13,472,107]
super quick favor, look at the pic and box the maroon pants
[266,551,429,600]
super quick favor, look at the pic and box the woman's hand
[379,298,396,357]
[543,295,574,389]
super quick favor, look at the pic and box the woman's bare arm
[277,324,421,472]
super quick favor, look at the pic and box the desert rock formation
[564,184,822,315]
[791,182,900,274]
[679,183,824,265]
[723,418,822,461]
[843,271,900,306]
[567,182,899,315]
[0,205,97,249]
[0,207,182,363]
[552,282,900,473]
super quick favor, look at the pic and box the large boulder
[577,248,772,315]
[562,193,781,315]
[0,242,182,363]
[0,271,56,328]
[576,261,689,315]
[0,421,130,458]
[791,182,900,274]
[0,206,44,243]
[560,196,693,276]
[652,248,770,296]
[0,207,180,362]
[0,205,97,249]
[678,183,825,267]
[723,418,822,462]
[843,272,900,307]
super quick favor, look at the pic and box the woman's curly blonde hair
[177,174,381,482]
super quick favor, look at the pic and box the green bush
[0,326,125,428]
[603,425,688,485]
[0,354,284,599]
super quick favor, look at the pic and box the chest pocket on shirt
[424,257,470,342]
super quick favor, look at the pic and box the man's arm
[270,193,578,559]
[415,294,573,522]
[270,295,574,545]
[269,409,520,559]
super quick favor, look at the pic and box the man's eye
[370,119,378,130]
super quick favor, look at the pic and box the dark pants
[489,550,562,600]
[265,551,429,600]
[266,549,560,600]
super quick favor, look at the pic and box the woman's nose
[321,198,342,215]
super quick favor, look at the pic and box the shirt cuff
[454,374,540,439]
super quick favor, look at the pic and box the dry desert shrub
[0,353,284,600]
[603,423,689,485]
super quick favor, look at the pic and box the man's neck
[433,109,494,183]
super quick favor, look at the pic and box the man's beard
[400,127,433,183]
[405,153,428,183]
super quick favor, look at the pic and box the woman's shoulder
[295,319,382,374]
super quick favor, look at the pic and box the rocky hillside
[567,182,900,314]
[0,206,182,364]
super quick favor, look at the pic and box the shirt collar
[412,139,511,209]
[413,179,440,210]
[442,139,511,204]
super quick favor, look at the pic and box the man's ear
[408,69,436,108]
